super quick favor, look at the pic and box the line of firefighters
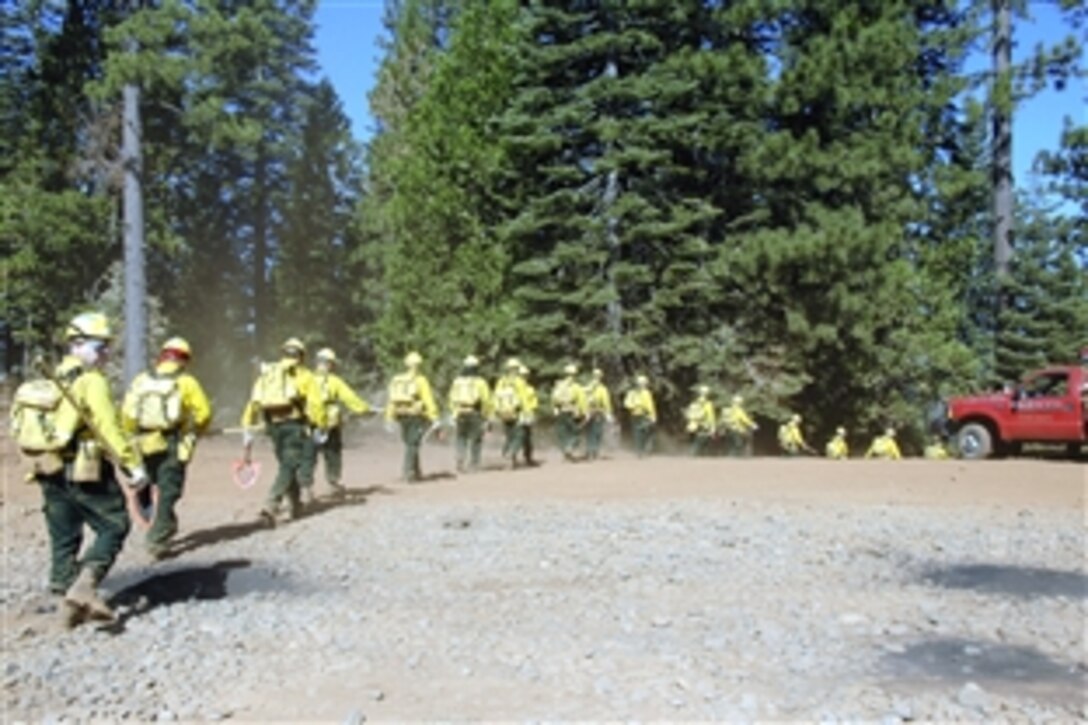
[12,316,952,629]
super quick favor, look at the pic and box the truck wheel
[957,423,993,460]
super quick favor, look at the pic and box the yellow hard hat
[463,354,479,367]
[636,374,649,386]
[836,426,846,435]
[161,337,192,358]
[885,427,896,437]
[282,337,306,355]
[66,312,112,340]
[564,363,578,375]
[697,385,710,396]
[791,413,801,423]
[405,351,423,367]
[732,395,743,405]
[519,364,530,376]
[592,368,603,378]
[317,347,337,363]
[506,357,521,370]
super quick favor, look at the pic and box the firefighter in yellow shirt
[866,428,902,460]
[825,426,849,460]
[27,313,148,625]
[519,364,540,467]
[583,368,613,461]
[384,351,439,482]
[721,395,758,457]
[493,358,531,468]
[685,385,716,456]
[778,413,812,456]
[122,337,212,560]
[552,363,588,460]
[624,374,657,457]
[448,355,493,473]
[312,347,372,495]
[241,338,327,523]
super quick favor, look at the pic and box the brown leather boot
[64,568,114,622]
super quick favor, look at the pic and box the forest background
[1,0,1085,452]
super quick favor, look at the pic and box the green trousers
[317,426,345,485]
[690,431,713,457]
[144,434,186,549]
[455,412,484,471]
[726,431,752,457]
[39,465,130,594]
[501,420,524,461]
[268,419,307,510]
[632,416,655,457]
[585,414,606,460]
[521,424,535,464]
[399,415,427,481]
[298,426,317,492]
[556,412,582,458]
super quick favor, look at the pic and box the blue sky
[313,1,1085,189]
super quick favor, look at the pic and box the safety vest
[389,373,422,414]
[318,374,342,428]
[131,372,183,431]
[255,363,301,413]
[11,378,74,454]
[553,379,578,411]
[494,381,521,420]
[450,376,481,410]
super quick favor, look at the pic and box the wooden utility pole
[992,0,1013,281]
[122,3,146,386]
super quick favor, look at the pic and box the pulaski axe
[34,357,157,529]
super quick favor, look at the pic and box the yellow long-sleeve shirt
[585,381,613,418]
[55,355,143,472]
[924,442,950,460]
[825,434,849,460]
[685,398,716,433]
[385,371,439,422]
[552,377,588,417]
[318,371,371,428]
[241,359,327,429]
[722,403,757,433]
[493,374,534,422]
[778,421,807,452]
[865,435,902,460]
[448,375,493,418]
[624,388,656,422]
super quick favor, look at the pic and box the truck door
[1009,371,1081,441]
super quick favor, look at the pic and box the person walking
[384,351,439,482]
[865,428,902,460]
[121,336,212,560]
[241,338,327,523]
[552,363,588,461]
[778,413,812,456]
[623,374,657,457]
[312,347,372,496]
[493,358,533,469]
[447,355,492,473]
[825,426,849,460]
[12,312,149,626]
[721,395,758,457]
[685,385,716,456]
[519,364,540,466]
[583,368,614,461]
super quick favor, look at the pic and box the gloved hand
[242,430,255,448]
[128,465,150,491]
[384,419,397,435]
[606,415,615,425]
[313,428,329,445]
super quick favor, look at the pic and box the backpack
[553,380,575,407]
[11,374,77,455]
[389,374,419,406]
[494,381,520,420]
[254,362,300,413]
[450,377,480,409]
[131,372,183,431]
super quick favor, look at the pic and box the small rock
[957,682,989,710]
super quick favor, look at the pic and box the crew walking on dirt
[825,426,849,460]
[721,395,758,457]
[447,355,492,473]
[685,385,716,456]
[241,338,327,524]
[314,347,372,494]
[385,351,439,482]
[552,363,588,461]
[778,414,813,456]
[624,375,657,457]
[122,336,212,560]
[518,364,540,466]
[583,368,613,461]
[923,436,951,460]
[12,312,149,627]
[493,359,533,468]
[865,428,902,460]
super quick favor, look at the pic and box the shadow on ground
[883,637,1087,707]
[163,485,393,558]
[101,558,294,634]
[922,563,1088,599]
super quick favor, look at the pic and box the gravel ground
[2,443,1086,721]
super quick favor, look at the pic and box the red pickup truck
[946,365,1088,459]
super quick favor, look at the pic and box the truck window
[1022,372,1069,398]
